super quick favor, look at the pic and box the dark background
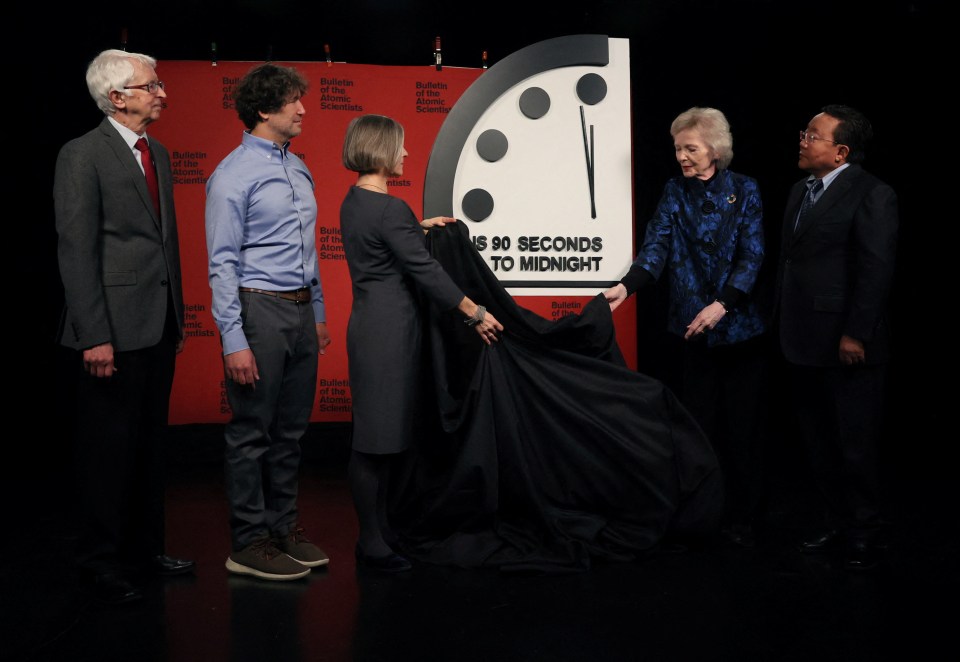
[24,1,948,525]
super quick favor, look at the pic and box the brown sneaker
[277,526,329,567]
[226,535,310,581]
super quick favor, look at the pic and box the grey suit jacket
[54,117,184,352]
[776,164,898,367]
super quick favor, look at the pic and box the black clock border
[423,34,609,219]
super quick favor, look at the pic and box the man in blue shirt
[206,63,332,580]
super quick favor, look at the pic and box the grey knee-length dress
[340,186,464,454]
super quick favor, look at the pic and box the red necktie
[134,137,161,217]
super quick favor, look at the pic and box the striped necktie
[793,178,823,232]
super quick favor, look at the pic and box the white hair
[85,49,157,116]
[671,107,734,170]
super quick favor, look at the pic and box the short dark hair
[234,63,309,130]
[822,104,873,164]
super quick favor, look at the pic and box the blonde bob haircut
[342,115,405,175]
[670,107,734,171]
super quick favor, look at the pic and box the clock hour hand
[580,105,597,218]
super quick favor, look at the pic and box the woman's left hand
[420,216,456,229]
[684,301,727,340]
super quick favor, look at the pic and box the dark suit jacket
[54,117,184,352]
[776,164,898,367]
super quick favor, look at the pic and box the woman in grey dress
[340,114,503,571]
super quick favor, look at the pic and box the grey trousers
[224,291,318,550]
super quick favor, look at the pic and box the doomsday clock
[424,35,634,295]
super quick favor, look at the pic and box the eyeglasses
[123,81,165,94]
[799,130,840,145]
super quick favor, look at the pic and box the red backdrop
[149,61,636,424]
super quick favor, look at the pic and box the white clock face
[424,36,634,296]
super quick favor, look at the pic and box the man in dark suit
[54,49,194,603]
[776,104,898,570]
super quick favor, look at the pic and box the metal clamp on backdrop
[324,43,333,67]
[434,36,442,71]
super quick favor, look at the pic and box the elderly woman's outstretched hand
[603,283,628,311]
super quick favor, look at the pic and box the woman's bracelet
[465,305,486,327]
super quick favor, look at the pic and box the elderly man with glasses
[53,49,193,604]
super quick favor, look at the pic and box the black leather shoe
[150,555,196,576]
[355,544,412,573]
[844,540,882,571]
[92,573,143,604]
[799,529,840,554]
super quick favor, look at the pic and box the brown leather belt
[239,286,311,304]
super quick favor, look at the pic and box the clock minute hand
[580,106,597,219]
[590,123,596,218]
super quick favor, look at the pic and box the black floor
[7,425,958,662]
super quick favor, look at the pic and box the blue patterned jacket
[629,169,766,346]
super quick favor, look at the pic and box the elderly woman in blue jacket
[605,106,766,547]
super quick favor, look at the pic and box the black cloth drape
[391,222,723,573]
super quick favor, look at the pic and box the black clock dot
[476,129,508,162]
[519,87,550,119]
[576,73,607,105]
[462,188,494,222]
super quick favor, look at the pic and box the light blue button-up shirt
[206,131,325,355]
